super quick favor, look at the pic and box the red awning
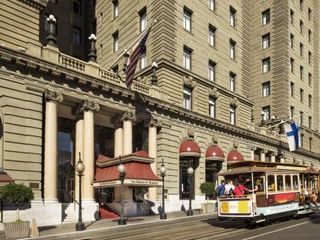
[227,149,244,162]
[179,140,201,157]
[206,145,225,161]
[0,171,13,186]
[94,162,162,188]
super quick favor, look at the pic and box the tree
[200,182,215,200]
[0,183,34,220]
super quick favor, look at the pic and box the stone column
[74,118,84,202]
[250,146,256,161]
[114,120,123,157]
[260,150,266,162]
[44,90,63,202]
[122,111,135,155]
[271,153,276,163]
[81,100,100,202]
[148,116,160,200]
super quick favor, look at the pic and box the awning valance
[179,140,201,157]
[206,145,225,161]
[94,162,162,188]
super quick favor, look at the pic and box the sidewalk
[0,210,215,239]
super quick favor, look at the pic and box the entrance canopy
[94,151,162,188]
[0,171,13,187]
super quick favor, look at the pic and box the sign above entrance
[93,178,163,188]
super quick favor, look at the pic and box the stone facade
[0,0,320,227]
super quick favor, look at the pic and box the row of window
[183,86,237,125]
[289,82,312,106]
[290,9,312,38]
[289,58,312,80]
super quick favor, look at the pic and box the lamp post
[187,166,194,216]
[118,161,127,225]
[123,51,130,73]
[46,14,57,46]
[75,153,85,231]
[88,33,97,62]
[159,158,167,220]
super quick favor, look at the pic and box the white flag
[285,122,301,151]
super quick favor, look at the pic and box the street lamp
[187,166,194,216]
[75,153,85,231]
[88,33,97,62]
[118,161,127,225]
[46,14,57,46]
[159,158,167,220]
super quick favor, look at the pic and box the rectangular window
[262,9,270,26]
[73,0,81,14]
[183,86,192,110]
[300,111,303,125]
[300,88,304,102]
[230,39,236,59]
[300,43,303,57]
[208,61,216,81]
[183,7,192,32]
[208,25,216,47]
[285,175,292,192]
[309,116,312,128]
[230,6,236,27]
[277,175,284,192]
[290,9,294,24]
[209,97,216,118]
[290,106,295,119]
[113,0,119,18]
[290,58,294,73]
[308,73,312,86]
[308,8,311,21]
[300,20,303,34]
[290,82,294,97]
[183,46,192,70]
[229,72,236,91]
[229,105,236,125]
[262,33,270,49]
[262,81,270,97]
[113,31,119,52]
[308,51,312,65]
[308,30,311,43]
[139,8,147,32]
[290,34,294,48]
[72,26,81,45]
[308,94,312,108]
[300,0,303,11]
[262,57,271,73]
[208,0,215,11]
[262,106,271,121]
[139,47,146,69]
[268,175,275,192]
[300,65,304,80]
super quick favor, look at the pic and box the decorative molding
[18,0,47,10]
[149,115,161,129]
[81,100,100,112]
[121,111,136,122]
[187,129,195,139]
[45,89,63,103]
[229,97,239,107]
[208,87,220,99]
[183,76,197,89]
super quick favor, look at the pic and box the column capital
[121,111,136,122]
[45,89,63,103]
[81,100,100,112]
[149,115,161,128]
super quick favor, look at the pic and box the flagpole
[109,20,157,69]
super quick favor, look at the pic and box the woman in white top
[224,180,235,196]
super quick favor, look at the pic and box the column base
[187,209,193,216]
[75,222,86,231]
[118,217,127,225]
[160,212,167,220]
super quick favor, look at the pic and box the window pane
[277,175,284,191]
[268,175,275,191]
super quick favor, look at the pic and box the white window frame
[230,7,236,27]
[262,58,270,73]
[183,9,191,32]
[262,9,270,26]
[208,0,215,11]
[139,9,147,32]
[183,87,192,110]
[113,0,119,18]
[262,106,271,121]
[139,48,147,69]
[183,47,192,70]
[208,26,216,47]
[229,72,236,91]
[113,32,119,52]
[262,33,270,49]
[209,97,216,118]
[230,40,236,59]
[262,82,270,97]
[208,61,216,81]
[230,106,236,125]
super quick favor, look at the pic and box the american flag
[125,28,151,88]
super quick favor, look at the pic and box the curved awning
[227,149,244,162]
[179,140,201,157]
[0,171,13,186]
[94,162,162,188]
[206,145,225,161]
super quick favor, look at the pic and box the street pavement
[1,211,320,239]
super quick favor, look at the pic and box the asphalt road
[33,212,320,240]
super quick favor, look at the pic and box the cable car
[217,161,320,225]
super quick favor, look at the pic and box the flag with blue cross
[285,122,301,151]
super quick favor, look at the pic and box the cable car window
[254,177,264,192]
[285,175,292,191]
[268,175,275,192]
[277,175,284,191]
[293,175,299,190]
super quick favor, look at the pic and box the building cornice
[18,0,48,10]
